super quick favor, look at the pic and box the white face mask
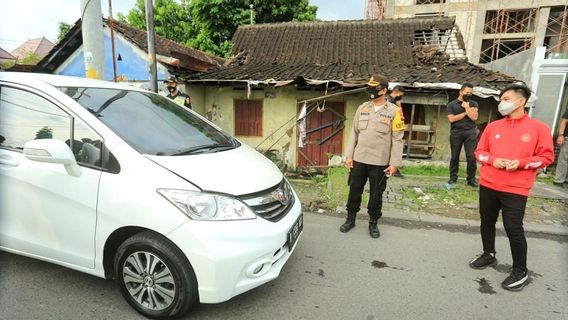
[498,100,518,116]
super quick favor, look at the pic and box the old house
[35,19,224,88]
[186,16,516,170]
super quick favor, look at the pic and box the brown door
[297,101,345,169]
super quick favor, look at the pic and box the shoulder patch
[392,106,406,132]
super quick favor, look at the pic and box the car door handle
[0,156,18,167]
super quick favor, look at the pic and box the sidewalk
[292,174,568,237]
[380,208,568,237]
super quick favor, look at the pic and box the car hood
[145,144,283,196]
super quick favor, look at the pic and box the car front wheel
[114,231,198,319]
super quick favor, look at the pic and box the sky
[0,0,365,52]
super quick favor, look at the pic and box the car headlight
[157,189,257,221]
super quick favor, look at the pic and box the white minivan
[0,72,303,319]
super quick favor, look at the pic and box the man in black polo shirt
[447,83,479,187]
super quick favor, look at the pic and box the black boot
[369,219,380,238]
[340,212,356,233]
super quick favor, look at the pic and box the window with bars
[234,99,262,137]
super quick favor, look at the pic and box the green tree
[119,0,317,57]
[188,0,317,57]
[117,0,193,46]
[57,22,72,42]
[35,126,53,139]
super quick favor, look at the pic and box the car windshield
[58,87,238,155]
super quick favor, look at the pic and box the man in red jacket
[469,84,554,291]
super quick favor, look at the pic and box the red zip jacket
[475,114,554,196]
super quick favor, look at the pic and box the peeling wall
[188,84,498,168]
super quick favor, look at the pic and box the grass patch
[400,164,450,177]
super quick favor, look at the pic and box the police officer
[164,75,192,109]
[340,75,405,238]
[387,85,406,178]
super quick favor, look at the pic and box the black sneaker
[469,252,496,269]
[448,179,457,184]
[501,268,529,291]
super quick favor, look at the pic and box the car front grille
[239,180,295,222]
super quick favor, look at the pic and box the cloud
[0,0,136,51]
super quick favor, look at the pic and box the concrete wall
[482,47,537,87]
[55,27,170,82]
[484,46,568,133]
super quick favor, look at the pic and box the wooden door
[297,101,345,169]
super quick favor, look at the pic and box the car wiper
[171,144,236,156]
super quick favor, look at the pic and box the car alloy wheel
[123,251,175,311]
[114,231,198,319]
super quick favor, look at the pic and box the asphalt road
[1,213,567,320]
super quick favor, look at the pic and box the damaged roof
[36,19,224,75]
[194,17,516,89]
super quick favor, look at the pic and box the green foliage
[0,61,15,70]
[35,126,53,139]
[57,22,72,43]
[120,0,317,57]
[119,0,193,46]
[19,52,42,65]
[188,0,317,57]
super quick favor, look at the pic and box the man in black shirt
[447,83,479,187]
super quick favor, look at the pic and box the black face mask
[167,86,176,93]
[394,95,402,101]
[367,87,384,100]
[462,94,472,101]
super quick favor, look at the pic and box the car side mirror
[23,139,82,177]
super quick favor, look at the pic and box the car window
[0,86,71,151]
[58,87,239,156]
[73,120,120,173]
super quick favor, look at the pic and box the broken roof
[194,17,516,90]
[36,19,224,75]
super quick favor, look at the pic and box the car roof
[0,72,148,92]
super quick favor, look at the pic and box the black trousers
[479,185,528,272]
[449,129,477,182]
[346,161,388,220]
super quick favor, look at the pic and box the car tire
[114,231,198,319]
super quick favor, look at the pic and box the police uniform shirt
[345,101,404,167]
[167,91,192,109]
[447,98,478,132]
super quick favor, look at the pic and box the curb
[319,209,568,237]
[381,210,568,236]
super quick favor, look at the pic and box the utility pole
[108,0,118,82]
[250,4,254,25]
[145,0,158,92]
[80,0,107,79]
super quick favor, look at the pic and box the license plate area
[287,214,303,250]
